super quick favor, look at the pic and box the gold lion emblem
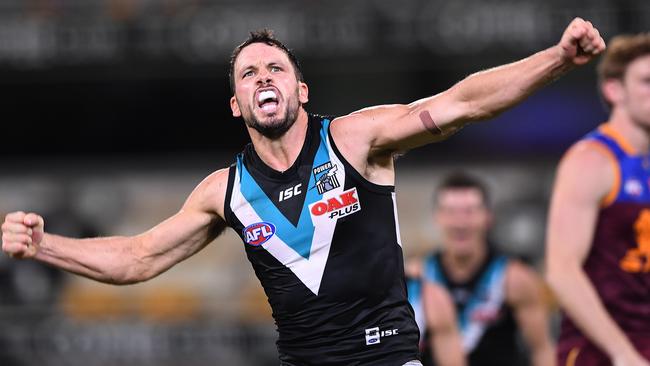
[620,209,650,273]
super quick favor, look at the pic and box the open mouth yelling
[449,228,473,241]
[257,89,279,114]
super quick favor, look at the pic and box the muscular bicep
[327,91,470,185]
[331,89,469,158]
[546,142,615,269]
[373,90,469,152]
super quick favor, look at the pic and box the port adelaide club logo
[312,161,340,194]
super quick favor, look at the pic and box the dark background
[5,0,644,162]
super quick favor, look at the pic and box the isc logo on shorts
[243,222,276,246]
[365,326,399,345]
[309,187,361,220]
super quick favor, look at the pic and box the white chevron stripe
[461,263,507,351]
[230,130,349,295]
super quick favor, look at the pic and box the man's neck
[609,109,650,154]
[441,242,488,284]
[249,109,309,172]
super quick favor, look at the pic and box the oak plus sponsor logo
[312,161,340,194]
[309,187,361,220]
[365,326,399,346]
[243,222,276,246]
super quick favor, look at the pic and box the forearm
[547,266,636,359]
[455,45,573,121]
[531,341,556,366]
[36,233,146,284]
[509,262,557,366]
[431,332,466,366]
[522,313,556,366]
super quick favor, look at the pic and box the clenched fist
[558,17,607,65]
[2,212,44,259]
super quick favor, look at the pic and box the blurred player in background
[546,33,650,366]
[3,19,604,366]
[407,172,554,366]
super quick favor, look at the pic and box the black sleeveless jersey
[223,114,420,365]
[418,251,523,366]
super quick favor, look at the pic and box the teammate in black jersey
[2,19,604,365]
[407,173,554,366]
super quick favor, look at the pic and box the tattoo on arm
[419,110,443,136]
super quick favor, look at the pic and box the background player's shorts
[558,337,650,366]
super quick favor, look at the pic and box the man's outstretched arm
[331,17,606,157]
[1,169,229,285]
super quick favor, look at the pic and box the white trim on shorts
[403,361,423,366]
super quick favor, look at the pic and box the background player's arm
[545,144,648,366]
[1,169,229,285]
[330,18,604,160]
[505,261,555,366]
[422,281,467,366]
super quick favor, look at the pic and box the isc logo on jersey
[309,187,361,220]
[243,222,276,246]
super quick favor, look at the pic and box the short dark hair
[433,172,490,208]
[228,29,304,94]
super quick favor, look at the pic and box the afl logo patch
[243,222,276,246]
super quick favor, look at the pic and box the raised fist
[558,17,607,65]
[1,212,44,259]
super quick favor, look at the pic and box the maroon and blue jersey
[223,114,420,365]
[558,124,650,365]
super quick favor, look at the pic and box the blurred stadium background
[0,0,647,365]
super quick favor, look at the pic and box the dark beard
[245,101,300,139]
